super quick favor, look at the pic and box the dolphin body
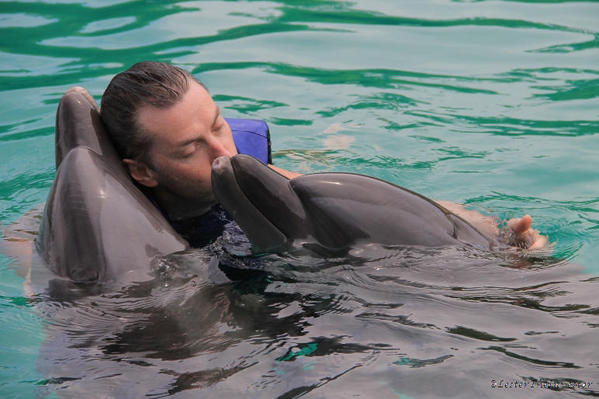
[211,154,495,255]
[36,87,187,284]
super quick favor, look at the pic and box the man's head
[100,61,237,213]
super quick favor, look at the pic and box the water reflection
[28,242,599,397]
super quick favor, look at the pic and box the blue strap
[227,118,272,164]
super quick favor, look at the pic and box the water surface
[1,0,598,397]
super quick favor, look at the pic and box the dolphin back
[37,87,187,283]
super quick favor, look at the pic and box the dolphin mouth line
[211,155,289,253]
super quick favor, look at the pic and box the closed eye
[177,141,204,158]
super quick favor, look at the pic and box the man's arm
[436,201,548,250]
[268,164,303,180]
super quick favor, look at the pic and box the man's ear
[123,158,158,188]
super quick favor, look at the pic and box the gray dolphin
[211,154,495,254]
[37,87,187,283]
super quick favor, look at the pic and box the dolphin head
[211,155,309,253]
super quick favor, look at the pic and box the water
[1,0,598,397]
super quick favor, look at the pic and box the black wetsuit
[170,205,266,281]
[168,205,233,248]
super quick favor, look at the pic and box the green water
[1,0,598,397]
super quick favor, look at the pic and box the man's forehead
[136,83,213,120]
[136,85,219,145]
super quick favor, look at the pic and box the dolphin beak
[211,156,236,189]
[211,155,230,175]
[211,155,288,252]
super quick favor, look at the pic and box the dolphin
[211,154,496,255]
[37,87,187,283]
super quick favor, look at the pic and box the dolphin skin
[212,154,495,255]
[37,87,187,283]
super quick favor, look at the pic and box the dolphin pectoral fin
[212,156,288,252]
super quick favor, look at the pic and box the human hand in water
[434,201,549,250]
[501,215,548,250]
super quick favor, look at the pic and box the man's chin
[153,185,218,219]
[189,191,216,206]
[178,193,215,208]
[168,195,217,220]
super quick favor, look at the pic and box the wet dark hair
[100,61,204,163]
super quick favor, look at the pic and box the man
[100,61,546,249]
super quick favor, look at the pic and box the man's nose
[208,137,234,159]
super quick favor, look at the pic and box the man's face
[136,80,238,204]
